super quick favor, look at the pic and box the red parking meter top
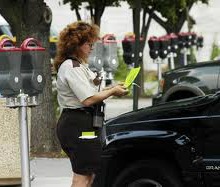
[123,33,135,42]
[191,32,197,36]
[0,38,21,52]
[102,34,117,43]
[20,38,45,51]
[197,35,204,40]
[169,33,178,39]
[178,32,189,37]
[148,36,159,41]
[159,36,169,42]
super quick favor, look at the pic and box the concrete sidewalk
[31,158,72,187]
[30,97,152,187]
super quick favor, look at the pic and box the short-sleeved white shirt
[56,59,98,109]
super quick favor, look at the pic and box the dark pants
[56,108,102,175]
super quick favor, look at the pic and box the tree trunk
[139,9,153,96]
[75,7,82,21]
[132,7,153,97]
[94,6,105,26]
[0,0,60,154]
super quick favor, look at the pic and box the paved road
[105,97,152,119]
[30,97,152,187]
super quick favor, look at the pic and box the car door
[195,95,220,185]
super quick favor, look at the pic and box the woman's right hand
[82,84,129,106]
[112,85,129,97]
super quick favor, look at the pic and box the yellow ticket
[124,67,141,88]
[82,131,95,136]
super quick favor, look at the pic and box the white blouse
[56,59,98,109]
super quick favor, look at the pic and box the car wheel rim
[128,178,163,187]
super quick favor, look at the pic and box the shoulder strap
[67,56,80,68]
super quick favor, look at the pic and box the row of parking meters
[89,33,144,76]
[0,36,46,187]
[148,32,204,92]
[148,32,203,63]
[88,34,119,82]
[0,37,45,98]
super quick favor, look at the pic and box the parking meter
[122,33,144,66]
[191,32,197,46]
[122,34,135,65]
[169,33,178,53]
[148,36,167,93]
[168,33,178,70]
[0,38,22,97]
[185,32,193,49]
[88,39,104,72]
[197,36,204,48]
[178,32,189,66]
[20,38,46,96]
[148,36,160,60]
[159,36,169,59]
[102,34,118,72]
[178,32,188,49]
[165,35,172,54]
[102,34,119,86]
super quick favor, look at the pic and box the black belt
[63,107,94,113]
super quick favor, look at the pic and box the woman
[54,21,128,187]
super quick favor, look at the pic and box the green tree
[0,0,60,154]
[128,0,208,35]
[63,0,121,26]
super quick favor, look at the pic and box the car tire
[112,159,183,187]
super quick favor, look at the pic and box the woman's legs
[71,172,95,187]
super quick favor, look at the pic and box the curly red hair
[54,21,99,71]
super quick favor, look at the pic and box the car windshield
[50,26,58,37]
[0,24,13,37]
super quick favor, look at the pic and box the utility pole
[133,0,141,110]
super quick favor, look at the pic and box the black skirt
[56,108,102,175]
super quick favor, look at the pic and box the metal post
[100,68,106,89]
[133,0,141,111]
[18,93,31,187]
[183,48,188,66]
[170,53,175,70]
[157,62,162,93]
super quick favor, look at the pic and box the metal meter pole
[183,48,188,66]
[18,93,31,187]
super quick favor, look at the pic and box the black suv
[152,59,220,105]
[100,92,220,187]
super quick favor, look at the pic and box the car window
[0,25,13,37]
[50,26,58,37]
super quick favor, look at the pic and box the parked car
[100,92,220,187]
[0,15,15,42]
[152,59,220,105]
